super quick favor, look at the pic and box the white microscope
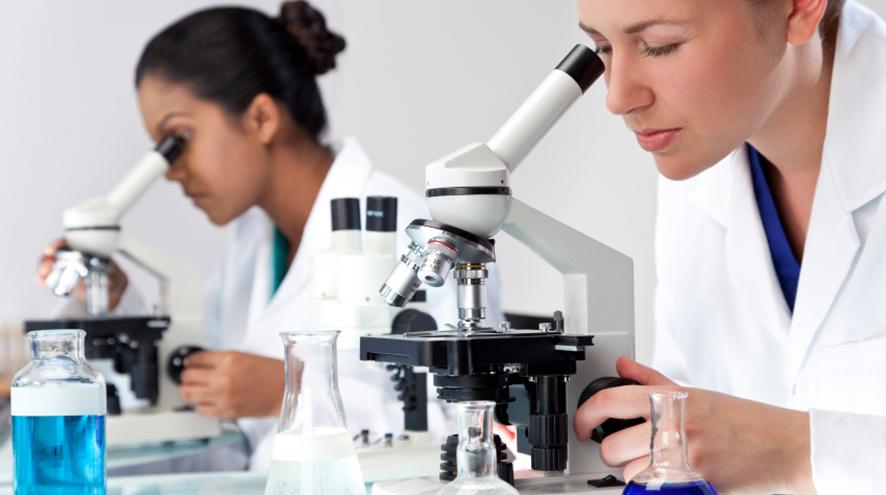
[361,45,638,494]
[312,196,444,482]
[27,137,221,447]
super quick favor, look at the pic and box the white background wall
[1,1,884,364]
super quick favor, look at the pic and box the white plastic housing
[62,149,170,257]
[488,69,583,172]
[427,195,511,239]
[425,143,511,238]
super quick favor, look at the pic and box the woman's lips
[634,128,682,152]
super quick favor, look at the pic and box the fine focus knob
[167,345,205,385]
[578,377,645,443]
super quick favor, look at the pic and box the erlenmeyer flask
[437,401,518,495]
[264,330,366,495]
[623,392,718,494]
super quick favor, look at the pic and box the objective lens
[417,239,458,287]
[379,245,425,307]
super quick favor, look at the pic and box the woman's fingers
[574,384,675,441]
[616,356,676,386]
[599,421,651,466]
[623,455,651,482]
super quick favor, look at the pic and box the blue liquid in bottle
[623,480,718,495]
[11,330,107,495]
[12,415,105,495]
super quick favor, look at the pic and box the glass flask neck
[277,330,347,433]
[455,401,498,480]
[28,330,86,361]
[635,391,705,483]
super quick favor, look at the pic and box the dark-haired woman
[37,1,487,471]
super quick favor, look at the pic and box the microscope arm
[63,137,184,257]
[501,198,634,336]
[116,234,203,319]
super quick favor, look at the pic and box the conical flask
[623,392,718,494]
[437,401,518,495]
[264,330,366,495]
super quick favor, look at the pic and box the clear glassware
[11,329,107,495]
[264,330,367,495]
[437,401,518,495]
[623,392,718,495]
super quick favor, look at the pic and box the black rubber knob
[167,345,204,385]
[578,377,645,443]
[391,309,437,334]
[106,383,122,416]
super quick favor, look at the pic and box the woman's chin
[653,152,718,181]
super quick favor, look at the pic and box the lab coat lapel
[787,159,859,375]
[787,3,886,373]
[719,148,793,340]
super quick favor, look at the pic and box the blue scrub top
[747,144,801,312]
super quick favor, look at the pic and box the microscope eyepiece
[154,135,186,164]
[554,44,605,94]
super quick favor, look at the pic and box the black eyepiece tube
[366,196,398,232]
[155,135,185,164]
[331,197,362,231]
[555,44,605,94]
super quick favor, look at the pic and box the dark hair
[135,1,346,142]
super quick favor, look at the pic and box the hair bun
[278,1,345,75]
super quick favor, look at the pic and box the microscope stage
[361,330,593,376]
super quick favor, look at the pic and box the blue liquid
[623,480,718,495]
[12,415,106,495]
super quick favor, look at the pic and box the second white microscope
[28,136,221,447]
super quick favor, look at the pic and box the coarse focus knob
[167,345,204,385]
[578,377,645,443]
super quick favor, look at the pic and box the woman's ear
[243,93,281,146]
[786,0,828,45]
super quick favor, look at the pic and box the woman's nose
[605,54,654,116]
[164,160,187,182]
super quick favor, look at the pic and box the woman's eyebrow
[154,111,189,136]
[579,18,687,36]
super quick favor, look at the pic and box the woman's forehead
[577,0,709,34]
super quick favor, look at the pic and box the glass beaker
[437,401,518,495]
[623,392,718,495]
[265,330,366,495]
[11,329,106,495]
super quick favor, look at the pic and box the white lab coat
[203,138,502,471]
[652,3,886,492]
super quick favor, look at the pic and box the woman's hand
[179,351,285,420]
[36,238,129,311]
[574,357,816,495]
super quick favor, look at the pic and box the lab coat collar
[822,0,886,213]
[262,137,374,315]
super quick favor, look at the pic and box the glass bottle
[11,329,107,495]
[437,401,518,495]
[265,330,367,495]
[623,392,718,495]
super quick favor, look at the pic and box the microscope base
[106,410,221,448]
[372,472,625,495]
